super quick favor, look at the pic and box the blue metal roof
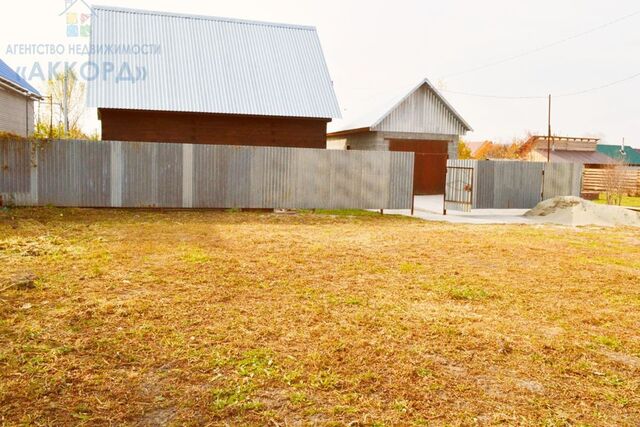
[0,58,41,96]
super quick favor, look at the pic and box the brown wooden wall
[99,109,330,148]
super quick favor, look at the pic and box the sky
[1,0,638,147]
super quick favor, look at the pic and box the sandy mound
[525,196,640,227]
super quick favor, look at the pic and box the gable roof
[0,58,42,98]
[327,78,471,136]
[597,144,640,165]
[86,6,341,119]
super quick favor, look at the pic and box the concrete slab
[384,195,535,225]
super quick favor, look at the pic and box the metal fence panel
[0,141,31,194]
[475,161,495,209]
[492,161,543,209]
[0,139,414,210]
[446,159,582,210]
[389,152,414,209]
[37,140,111,207]
[544,162,583,200]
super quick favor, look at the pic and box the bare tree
[37,70,86,137]
[602,158,631,205]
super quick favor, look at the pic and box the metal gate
[446,160,584,210]
[444,166,474,213]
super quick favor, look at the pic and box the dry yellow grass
[1,208,639,426]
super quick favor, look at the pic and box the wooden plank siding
[99,109,330,148]
[582,166,640,195]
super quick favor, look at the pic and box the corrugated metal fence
[446,160,582,210]
[0,139,414,209]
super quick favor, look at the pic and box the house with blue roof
[0,59,42,137]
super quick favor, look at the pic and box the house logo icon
[60,0,95,37]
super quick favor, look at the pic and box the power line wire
[440,8,640,79]
[440,70,640,99]
[439,90,546,100]
[556,71,640,97]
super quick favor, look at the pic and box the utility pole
[62,67,69,135]
[547,94,551,162]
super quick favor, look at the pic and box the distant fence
[582,165,640,196]
[446,160,583,210]
[0,140,414,209]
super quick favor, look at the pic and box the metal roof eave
[326,127,370,138]
[0,77,43,100]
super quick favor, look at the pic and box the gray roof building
[327,79,471,195]
[87,6,341,119]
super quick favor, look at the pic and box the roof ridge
[370,78,472,132]
[91,5,316,31]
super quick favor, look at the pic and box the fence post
[29,142,38,206]
[182,144,194,208]
[110,142,123,207]
[410,188,415,216]
[541,165,545,201]
[442,164,447,215]
[443,192,447,216]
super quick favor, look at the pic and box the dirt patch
[516,380,545,394]
[601,350,640,370]
[138,407,176,426]
[542,326,565,339]
[525,196,640,227]
[2,273,37,292]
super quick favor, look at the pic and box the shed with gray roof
[327,79,471,194]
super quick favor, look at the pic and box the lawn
[1,208,639,426]
[595,193,640,208]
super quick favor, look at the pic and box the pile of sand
[524,196,640,227]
